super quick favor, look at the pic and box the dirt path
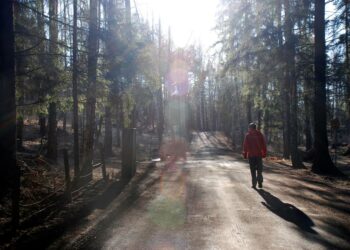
[59,132,350,250]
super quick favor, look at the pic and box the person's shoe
[252,185,256,189]
[258,183,263,188]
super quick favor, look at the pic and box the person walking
[242,123,267,189]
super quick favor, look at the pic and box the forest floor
[44,132,350,250]
[0,121,159,249]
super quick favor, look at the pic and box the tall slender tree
[284,0,303,167]
[312,0,340,174]
[82,0,99,179]
[157,20,164,143]
[47,0,58,162]
[0,0,19,228]
[72,0,80,178]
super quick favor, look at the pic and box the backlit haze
[136,0,220,52]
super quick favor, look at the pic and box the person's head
[248,123,257,130]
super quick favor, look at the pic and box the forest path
[64,132,350,250]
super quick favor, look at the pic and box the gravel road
[62,132,350,250]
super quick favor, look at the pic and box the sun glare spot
[136,0,219,50]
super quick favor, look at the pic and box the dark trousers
[248,157,263,186]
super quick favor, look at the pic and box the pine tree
[312,0,341,175]
[82,0,99,180]
[0,0,19,228]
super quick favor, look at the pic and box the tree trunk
[262,80,269,143]
[282,74,291,159]
[304,105,312,151]
[63,112,67,132]
[157,21,164,143]
[37,0,46,116]
[345,1,350,134]
[104,0,120,148]
[196,101,201,130]
[80,111,85,161]
[82,0,98,180]
[125,0,135,128]
[39,115,46,137]
[72,0,79,179]
[277,0,290,159]
[299,0,313,152]
[284,0,303,167]
[47,0,58,162]
[312,0,341,175]
[105,106,113,156]
[200,85,205,131]
[47,102,58,161]
[246,94,252,125]
[17,117,24,151]
[0,1,18,229]
[263,109,270,144]
[304,78,313,151]
[157,88,164,142]
[116,82,121,147]
[95,115,103,146]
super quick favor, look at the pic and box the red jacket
[243,129,267,158]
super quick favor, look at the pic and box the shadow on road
[44,164,160,250]
[95,163,157,209]
[256,189,317,234]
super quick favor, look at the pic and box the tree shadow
[256,189,317,234]
[205,132,230,148]
[95,163,157,209]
